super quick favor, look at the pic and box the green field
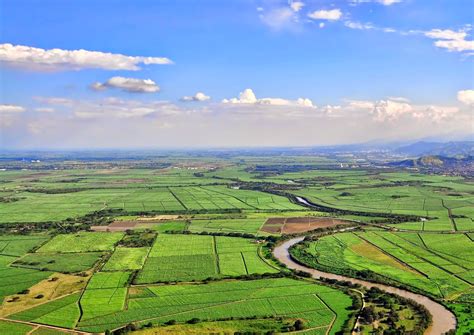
[0,161,472,334]
[12,252,102,273]
[37,232,124,253]
[102,247,149,271]
[136,234,277,283]
[77,278,353,333]
[292,231,474,299]
[80,272,131,320]
[11,293,81,329]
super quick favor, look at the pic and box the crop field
[0,256,52,302]
[12,252,102,273]
[0,185,303,223]
[11,293,81,329]
[0,161,472,334]
[297,231,473,299]
[287,172,474,232]
[187,218,265,234]
[79,271,131,320]
[0,235,49,256]
[0,320,34,334]
[136,234,277,283]
[37,232,123,253]
[102,247,149,271]
[77,278,352,333]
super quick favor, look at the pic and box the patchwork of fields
[77,278,353,333]
[297,231,474,299]
[136,234,277,283]
[0,185,304,223]
[0,165,472,334]
[0,232,354,334]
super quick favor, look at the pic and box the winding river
[273,237,457,335]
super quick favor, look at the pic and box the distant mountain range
[388,155,473,168]
[394,141,474,157]
[305,140,474,157]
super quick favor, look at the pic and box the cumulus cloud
[0,104,25,113]
[181,92,211,102]
[91,77,160,93]
[290,1,304,12]
[0,43,173,71]
[222,88,314,107]
[346,98,460,123]
[457,90,474,105]
[371,99,413,122]
[3,91,471,148]
[308,9,342,21]
[424,28,474,52]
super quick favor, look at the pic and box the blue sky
[0,0,473,148]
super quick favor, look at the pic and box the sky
[0,0,473,149]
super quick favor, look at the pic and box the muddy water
[273,237,457,335]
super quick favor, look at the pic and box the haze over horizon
[1,0,473,149]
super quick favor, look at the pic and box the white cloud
[3,92,470,148]
[0,43,173,71]
[259,7,296,30]
[222,88,314,108]
[91,77,160,93]
[308,9,342,21]
[377,0,401,5]
[290,1,304,12]
[0,104,25,113]
[457,90,474,105]
[35,107,55,113]
[371,99,413,122]
[350,0,401,5]
[425,29,467,41]
[33,97,73,106]
[181,92,211,102]
[424,28,474,52]
[319,22,325,28]
[344,21,375,30]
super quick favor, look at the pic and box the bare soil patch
[91,221,137,232]
[137,215,181,221]
[261,217,351,234]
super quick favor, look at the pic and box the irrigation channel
[273,238,457,334]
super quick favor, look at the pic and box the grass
[0,235,49,256]
[1,272,89,317]
[296,231,473,299]
[77,278,352,333]
[136,234,276,283]
[103,247,149,271]
[12,252,102,272]
[0,320,34,335]
[10,292,81,329]
[0,256,52,302]
[80,272,131,320]
[37,232,124,253]
[128,319,292,335]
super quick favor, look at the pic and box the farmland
[77,278,353,334]
[136,234,277,283]
[0,155,472,334]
